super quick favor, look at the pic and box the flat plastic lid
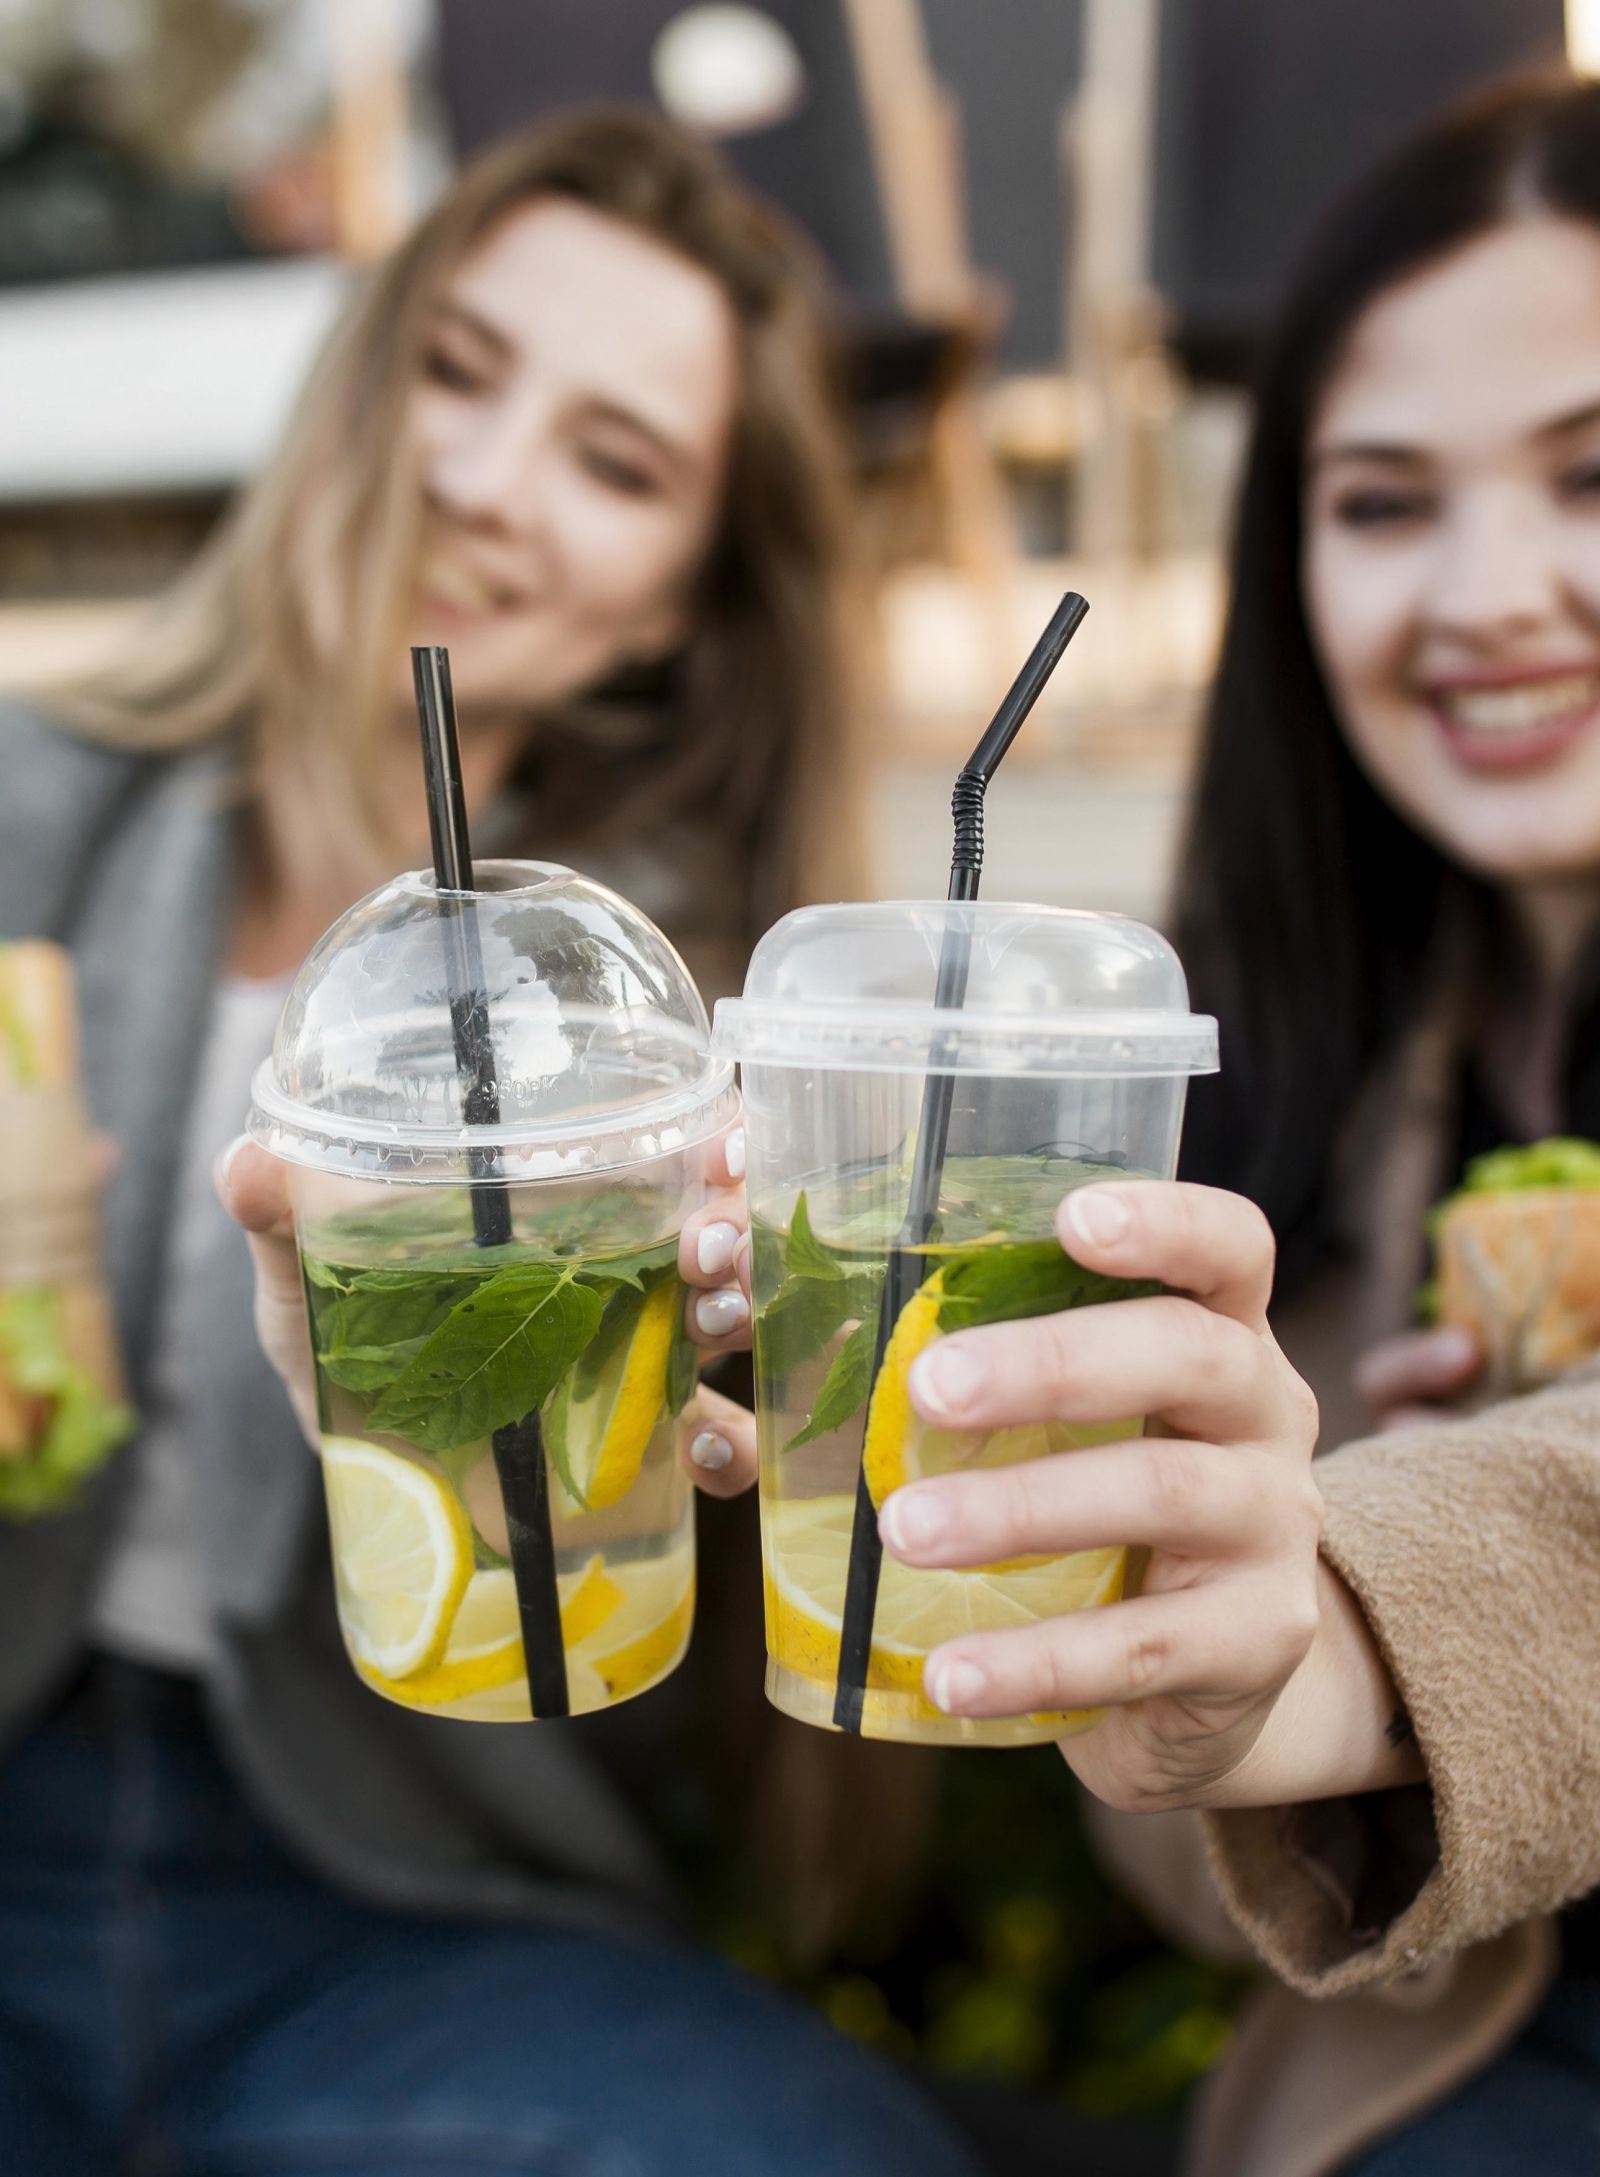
[250,861,735,1180]
[712,901,1217,1077]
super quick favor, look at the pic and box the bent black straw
[412,644,568,1720]
[833,593,1090,1733]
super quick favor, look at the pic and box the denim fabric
[1345,1976,1600,2175]
[0,1663,979,2177]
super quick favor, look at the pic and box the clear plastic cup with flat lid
[712,900,1218,1748]
[250,861,735,1723]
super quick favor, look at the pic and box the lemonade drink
[714,899,1218,1747]
[298,1183,696,1721]
[250,861,737,1722]
[752,1156,1148,1747]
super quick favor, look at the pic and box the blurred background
[0,0,1587,2154]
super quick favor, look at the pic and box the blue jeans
[1345,1976,1600,2174]
[0,1659,980,2177]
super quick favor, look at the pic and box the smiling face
[405,198,740,713]
[1304,217,1600,883]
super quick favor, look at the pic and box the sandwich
[1431,1137,1600,1392]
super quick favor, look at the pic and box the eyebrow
[1311,394,1600,472]
[428,298,697,476]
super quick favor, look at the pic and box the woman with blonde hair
[0,107,975,2177]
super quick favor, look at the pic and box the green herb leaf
[542,1370,583,1508]
[935,1241,1157,1331]
[758,1268,881,1384]
[316,1337,434,1394]
[786,1312,880,1449]
[785,1191,846,1281]
[369,1264,603,1453]
[0,1286,133,1518]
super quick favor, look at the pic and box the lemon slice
[860,1273,945,1508]
[322,1435,474,1678]
[363,1552,626,1708]
[548,1279,679,1512]
[861,1268,1142,1512]
[364,1545,693,1715]
[763,1493,1123,1717]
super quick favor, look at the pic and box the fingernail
[690,1429,733,1471]
[695,1288,750,1338]
[911,1342,986,1418]
[697,1221,739,1276]
[216,1133,250,1201]
[725,1128,746,1180]
[1432,1327,1478,1366]
[926,1655,988,1713]
[1064,1187,1131,1249]
[880,1488,950,1554]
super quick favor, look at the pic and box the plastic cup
[250,861,735,1723]
[713,901,1217,1748]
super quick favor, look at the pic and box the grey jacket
[0,704,678,1936]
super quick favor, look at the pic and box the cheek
[546,478,713,628]
[1304,532,1424,710]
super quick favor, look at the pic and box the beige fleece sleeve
[1200,1371,1600,1998]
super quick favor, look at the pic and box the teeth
[1439,674,1600,736]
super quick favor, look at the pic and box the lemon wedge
[763,1493,1123,1725]
[322,1435,475,1679]
[549,1279,680,1512]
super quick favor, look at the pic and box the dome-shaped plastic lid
[251,861,735,1180]
[713,900,1217,1077]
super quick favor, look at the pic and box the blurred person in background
[833,71,1600,2177]
[0,105,976,2177]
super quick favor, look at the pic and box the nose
[1422,485,1563,644]
[424,390,547,537]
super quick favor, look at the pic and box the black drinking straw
[412,644,569,1720]
[832,592,1090,1733]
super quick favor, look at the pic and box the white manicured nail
[695,1288,749,1338]
[926,1656,988,1713]
[690,1429,733,1471]
[1065,1188,1131,1249]
[217,1133,251,1199]
[725,1128,746,1180]
[697,1221,739,1276]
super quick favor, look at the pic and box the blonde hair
[56,109,867,933]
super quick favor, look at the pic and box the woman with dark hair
[854,71,1600,2177]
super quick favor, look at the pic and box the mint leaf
[785,1191,846,1281]
[936,1241,1157,1331]
[787,1313,879,1449]
[541,1368,586,1509]
[758,1268,880,1384]
[317,1337,433,1394]
[369,1264,602,1453]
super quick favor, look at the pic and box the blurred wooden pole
[842,0,1015,659]
[329,0,413,260]
[1063,0,1175,567]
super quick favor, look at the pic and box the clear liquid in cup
[298,1181,696,1723]
[752,1154,1147,1748]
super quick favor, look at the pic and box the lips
[416,545,528,622]
[1424,668,1600,775]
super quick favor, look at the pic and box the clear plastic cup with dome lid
[250,861,736,1722]
[713,901,1218,1748]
